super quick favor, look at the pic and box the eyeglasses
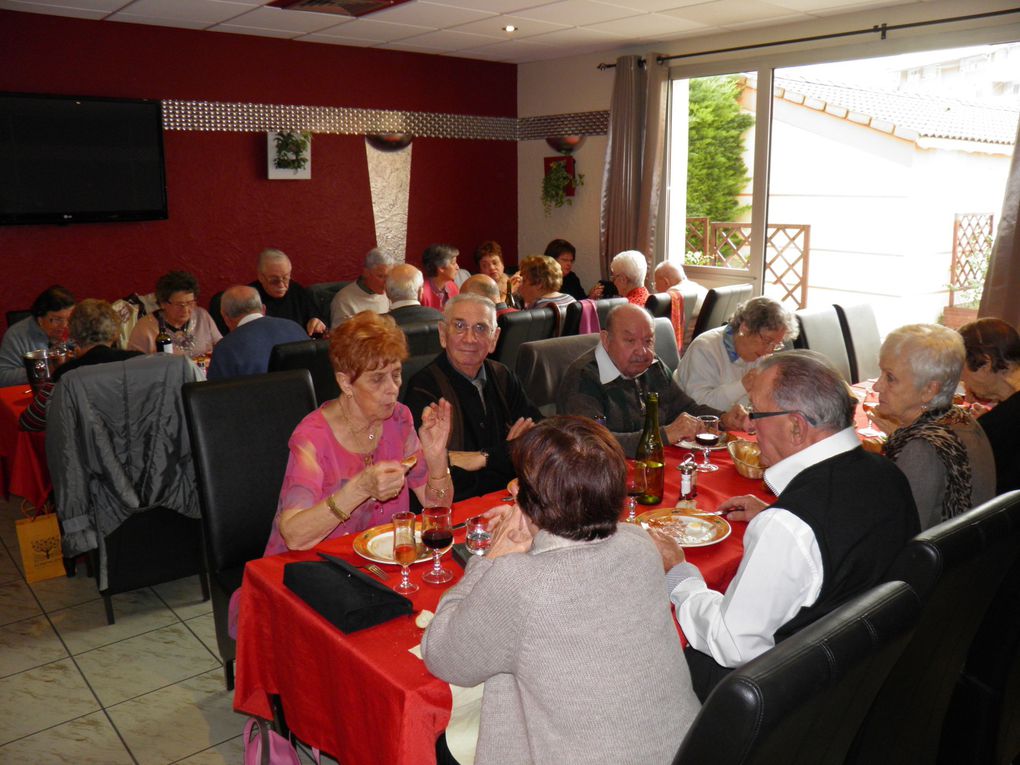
[749,409,818,426]
[449,319,493,337]
[755,333,786,352]
[167,299,197,309]
[41,314,70,327]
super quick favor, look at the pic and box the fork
[364,563,390,581]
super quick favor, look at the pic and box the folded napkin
[283,553,412,633]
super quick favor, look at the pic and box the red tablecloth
[0,385,50,509]
[233,444,772,765]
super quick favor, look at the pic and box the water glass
[465,515,491,556]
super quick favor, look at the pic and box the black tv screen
[0,93,167,225]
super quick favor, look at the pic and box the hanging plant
[273,131,311,171]
[542,159,584,216]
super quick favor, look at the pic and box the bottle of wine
[155,319,173,354]
[635,392,664,505]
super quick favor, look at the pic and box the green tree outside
[687,76,754,222]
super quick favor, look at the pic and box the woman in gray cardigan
[422,416,700,765]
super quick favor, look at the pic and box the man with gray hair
[654,260,708,346]
[403,294,541,500]
[652,349,919,700]
[385,263,444,326]
[459,273,516,316]
[249,248,326,337]
[330,248,394,328]
[207,285,307,380]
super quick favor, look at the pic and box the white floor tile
[0,658,100,744]
[49,588,178,654]
[0,614,68,678]
[30,569,102,612]
[0,578,42,627]
[152,575,212,621]
[0,710,133,764]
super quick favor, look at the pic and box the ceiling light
[503,24,517,33]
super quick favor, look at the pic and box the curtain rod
[596,7,1020,70]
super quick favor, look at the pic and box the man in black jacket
[403,294,540,501]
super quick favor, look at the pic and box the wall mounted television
[0,92,168,225]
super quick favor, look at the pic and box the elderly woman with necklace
[868,323,995,530]
[263,311,452,555]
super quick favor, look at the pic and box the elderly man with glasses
[652,350,919,701]
[403,294,541,500]
[250,248,326,337]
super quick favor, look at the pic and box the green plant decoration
[273,131,311,171]
[542,160,584,216]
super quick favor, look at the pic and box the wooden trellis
[949,213,993,308]
[686,219,811,309]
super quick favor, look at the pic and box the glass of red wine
[625,460,646,523]
[695,415,721,473]
[391,511,418,594]
[421,507,454,584]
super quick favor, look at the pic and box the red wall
[0,10,517,319]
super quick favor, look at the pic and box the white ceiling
[0,0,934,63]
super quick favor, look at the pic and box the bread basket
[727,439,764,480]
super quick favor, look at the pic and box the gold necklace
[338,398,381,458]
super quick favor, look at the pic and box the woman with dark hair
[544,238,586,300]
[422,416,699,765]
[127,271,221,358]
[0,285,75,387]
[959,317,1020,493]
[421,243,461,310]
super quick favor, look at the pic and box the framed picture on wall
[267,131,312,180]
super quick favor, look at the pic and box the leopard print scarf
[885,406,972,522]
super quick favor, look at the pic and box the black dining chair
[672,581,921,765]
[690,284,752,340]
[846,490,1020,765]
[183,369,317,690]
[268,338,336,406]
[515,334,599,415]
[402,321,443,357]
[492,306,558,371]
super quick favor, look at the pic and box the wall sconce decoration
[268,131,311,180]
[542,156,584,216]
[545,135,586,155]
[366,133,414,152]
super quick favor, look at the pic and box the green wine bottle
[636,392,664,505]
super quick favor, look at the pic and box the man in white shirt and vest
[653,349,919,700]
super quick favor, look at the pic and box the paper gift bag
[16,511,64,583]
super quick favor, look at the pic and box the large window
[665,42,1019,335]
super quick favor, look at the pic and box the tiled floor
[0,494,322,764]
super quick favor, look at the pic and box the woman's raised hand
[418,399,452,459]
[356,462,408,502]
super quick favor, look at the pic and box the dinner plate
[353,523,452,565]
[676,432,731,451]
[636,508,731,547]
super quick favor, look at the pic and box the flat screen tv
[0,92,168,225]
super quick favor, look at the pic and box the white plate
[353,524,452,565]
[637,509,732,548]
[677,432,730,451]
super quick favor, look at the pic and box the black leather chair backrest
[515,334,599,414]
[673,581,921,765]
[793,306,853,382]
[833,303,881,383]
[645,291,672,318]
[402,321,442,357]
[595,297,629,329]
[654,317,680,374]
[847,491,1020,765]
[691,283,752,340]
[401,352,437,401]
[183,370,316,578]
[268,339,337,406]
[307,281,348,326]
[493,306,557,370]
[208,290,228,336]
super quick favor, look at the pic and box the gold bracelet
[427,467,451,498]
[325,493,350,523]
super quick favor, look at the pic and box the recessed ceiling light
[503,24,517,33]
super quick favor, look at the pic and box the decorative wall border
[162,99,608,141]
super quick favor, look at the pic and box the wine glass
[625,459,646,523]
[858,401,885,439]
[695,415,721,473]
[391,511,418,594]
[421,507,454,584]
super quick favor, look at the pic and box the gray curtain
[600,55,668,284]
[979,116,1020,326]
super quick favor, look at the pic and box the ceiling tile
[528,24,630,43]
[212,24,298,38]
[584,11,705,36]
[512,0,636,25]
[391,27,506,50]
[303,16,433,42]
[369,0,495,28]
[591,0,696,10]
[451,12,570,39]
[416,0,545,11]
[211,6,347,33]
[662,0,801,26]
[0,0,111,18]
[109,0,255,25]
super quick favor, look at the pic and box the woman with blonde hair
[515,254,576,310]
[869,323,995,529]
